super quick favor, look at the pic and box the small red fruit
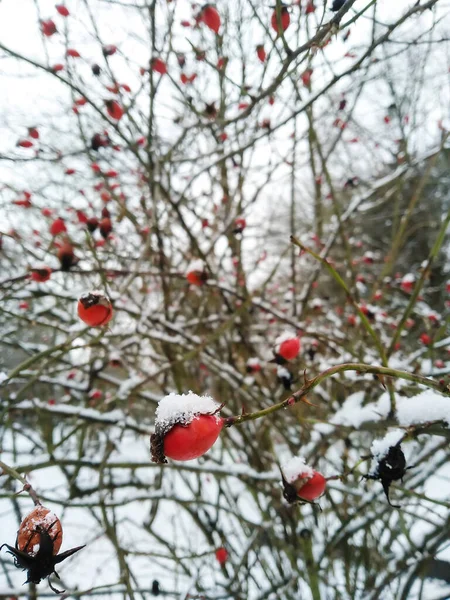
[75,210,87,223]
[305,0,315,14]
[77,291,113,327]
[28,127,39,139]
[215,547,228,565]
[51,63,64,72]
[282,457,326,502]
[30,267,52,283]
[99,217,112,239]
[186,259,208,286]
[420,333,432,346]
[271,6,290,34]
[105,100,124,120]
[295,471,326,501]
[401,274,414,292]
[49,218,67,236]
[151,392,223,463]
[66,48,81,58]
[102,44,117,56]
[151,57,167,75]
[276,334,301,361]
[17,139,33,148]
[233,217,246,234]
[256,45,266,63]
[41,19,57,37]
[164,415,223,461]
[301,68,313,88]
[199,5,221,33]
[55,4,70,16]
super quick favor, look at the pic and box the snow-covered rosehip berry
[77,291,113,327]
[274,331,301,361]
[420,333,432,345]
[151,392,223,463]
[186,259,208,286]
[246,357,261,374]
[281,456,326,503]
[400,273,414,292]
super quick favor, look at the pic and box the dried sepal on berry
[151,392,224,463]
[77,290,113,327]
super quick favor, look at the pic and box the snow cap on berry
[187,259,205,274]
[155,391,220,428]
[275,330,296,350]
[281,455,314,484]
[368,429,404,477]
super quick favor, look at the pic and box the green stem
[224,362,449,427]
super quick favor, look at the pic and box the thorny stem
[224,362,450,427]
[0,460,41,506]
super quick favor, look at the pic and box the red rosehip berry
[282,457,326,503]
[401,274,414,292]
[41,19,57,37]
[30,267,52,283]
[66,48,81,58]
[163,414,223,461]
[49,217,67,236]
[198,5,221,33]
[151,57,167,75]
[17,139,34,148]
[233,217,246,234]
[151,392,223,463]
[55,4,70,17]
[77,291,113,327]
[28,127,39,139]
[99,217,112,239]
[215,547,228,565]
[105,100,124,120]
[256,45,266,63]
[420,333,432,345]
[271,6,290,34]
[275,333,301,361]
[186,259,208,286]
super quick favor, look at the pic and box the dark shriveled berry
[364,443,410,508]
